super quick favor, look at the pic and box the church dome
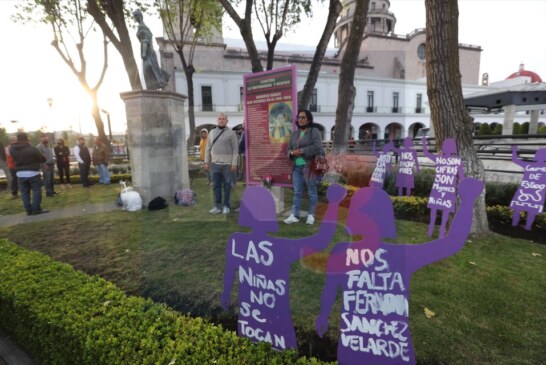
[507,63,542,83]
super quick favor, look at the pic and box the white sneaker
[306,215,315,225]
[209,207,222,214]
[222,207,230,215]
[284,214,300,224]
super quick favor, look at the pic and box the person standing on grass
[37,135,58,197]
[198,128,211,185]
[92,137,111,185]
[5,135,18,199]
[74,137,91,188]
[9,132,48,216]
[284,109,323,225]
[204,113,239,215]
[54,139,71,185]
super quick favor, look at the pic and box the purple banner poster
[393,137,420,196]
[422,138,464,238]
[370,141,395,189]
[243,66,297,187]
[316,178,483,365]
[221,184,347,350]
[509,146,546,230]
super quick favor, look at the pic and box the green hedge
[0,239,328,365]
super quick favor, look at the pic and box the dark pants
[211,163,232,209]
[9,168,17,196]
[18,174,43,214]
[43,163,55,195]
[78,162,91,187]
[57,162,70,184]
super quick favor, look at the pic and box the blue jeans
[211,163,232,208]
[96,163,110,184]
[291,165,318,217]
[18,174,43,214]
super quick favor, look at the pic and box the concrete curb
[0,330,37,365]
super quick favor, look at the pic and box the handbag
[309,154,329,176]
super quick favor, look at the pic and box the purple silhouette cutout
[370,141,395,189]
[221,184,346,350]
[509,146,546,230]
[393,137,420,196]
[315,178,483,365]
[422,137,464,238]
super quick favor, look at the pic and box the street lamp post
[47,97,54,138]
[101,109,112,141]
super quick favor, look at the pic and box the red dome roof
[507,64,542,83]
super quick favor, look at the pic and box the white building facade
[157,0,545,143]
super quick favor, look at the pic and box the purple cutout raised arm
[509,146,546,230]
[221,184,346,350]
[422,137,464,237]
[316,178,483,365]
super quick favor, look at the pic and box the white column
[502,104,516,135]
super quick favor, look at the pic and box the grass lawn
[0,177,545,364]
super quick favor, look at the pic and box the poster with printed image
[244,66,297,186]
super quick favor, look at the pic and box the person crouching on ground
[9,132,48,215]
[284,109,323,225]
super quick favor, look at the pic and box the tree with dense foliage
[477,123,491,136]
[332,0,368,154]
[425,0,488,234]
[13,0,108,142]
[157,0,222,146]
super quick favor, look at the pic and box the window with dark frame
[367,91,375,113]
[201,86,213,111]
[416,93,423,113]
[392,92,399,113]
[310,89,318,112]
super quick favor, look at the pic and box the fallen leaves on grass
[531,252,541,257]
[424,307,436,319]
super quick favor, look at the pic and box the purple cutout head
[346,187,396,239]
[534,148,546,162]
[440,138,457,156]
[402,136,413,148]
[238,186,279,233]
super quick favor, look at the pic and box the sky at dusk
[0,0,545,135]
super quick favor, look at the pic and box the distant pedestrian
[92,137,111,185]
[37,135,58,197]
[54,139,71,185]
[5,135,18,199]
[204,113,239,215]
[198,128,211,185]
[74,137,91,188]
[9,132,48,215]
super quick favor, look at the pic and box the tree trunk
[298,0,342,109]
[333,0,368,154]
[220,0,264,73]
[425,0,489,235]
[87,0,142,90]
[89,90,108,142]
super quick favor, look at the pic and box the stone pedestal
[120,90,189,205]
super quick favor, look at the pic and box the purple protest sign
[370,141,395,189]
[422,137,464,238]
[509,146,546,230]
[315,178,483,365]
[394,137,420,196]
[221,184,346,350]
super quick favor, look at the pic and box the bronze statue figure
[133,9,170,90]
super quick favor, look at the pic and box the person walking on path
[54,138,71,185]
[36,135,58,197]
[9,132,48,216]
[204,113,239,215]
[74,137,91,188]
[5,136,18,199]
[92,137,110,185]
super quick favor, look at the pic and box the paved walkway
[0,202,121,364]
[0,202,120,228]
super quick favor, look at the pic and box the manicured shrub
[0,239,328,365]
